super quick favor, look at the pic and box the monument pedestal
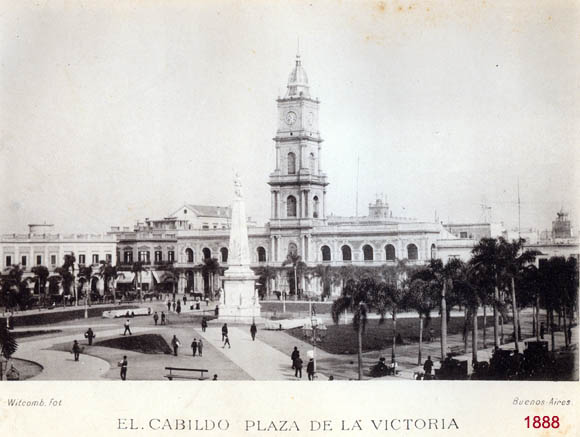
[218,268,261,324]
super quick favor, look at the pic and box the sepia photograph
[1,0,578,435]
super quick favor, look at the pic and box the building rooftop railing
[1,233,116,242]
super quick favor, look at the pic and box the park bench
[164,367,208,381]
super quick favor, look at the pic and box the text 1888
[524,416,559,429]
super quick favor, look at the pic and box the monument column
[218,173,261,323]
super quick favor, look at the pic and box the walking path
[14,326,156,380]
[197,326,324,381]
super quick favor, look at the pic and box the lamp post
[312,315,318,376]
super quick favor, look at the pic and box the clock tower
[268,54,328,261]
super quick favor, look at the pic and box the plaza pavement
[196,325,325,381]
[8,302,577,381]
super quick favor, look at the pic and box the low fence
[1,304,139,327]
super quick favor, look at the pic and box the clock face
[285,111,297,125]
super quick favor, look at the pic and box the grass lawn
[287,315,500,355]
[12,329,62,338]
[94,334,173,355]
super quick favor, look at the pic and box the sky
[1,0,578,234]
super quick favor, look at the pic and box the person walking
[201,317,208,332]
[153,312,159,326]
[72,340,81,361]
[307,358,315,380]
[197,338,204,357]
[167,300,171,312]
[291,347,299,369]
[161,312,166,325]
[222,333,231,349]
[221,323,228,341]
[176,301,181,316]
[172,301,176,312]
[119,356,128,380]
[191,338,198,356]
[250,322,257,341]
[84,327,95,346]
[423,355,434,380]
[293,355,303,379]
[183,295,187,305]
[540,322,545,340]
[171,335,181,356]
[123,319,132,336]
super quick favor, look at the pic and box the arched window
[407,244,418,260]
[287,152,296,175]
[257,247,266,262]
[202,248,211,260]
[220,247,228,263]
[430,244,437,260]
[385,244,396,261]
[310,153,316,174]
[288,243,298,256]
[313,196,319,218]
[341,245,352,261]
[321,245,331,262]
[287,195,297,217]
[363,244,374,261]
[185,248,194,263]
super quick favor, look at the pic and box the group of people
[290,346,315,380]
[167,299,182,315]
[152,311,166,325]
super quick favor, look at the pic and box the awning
[137,271,152,284]
[116,273,135,284]
[151,270,161,284]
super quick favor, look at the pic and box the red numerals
[524,416,560,429]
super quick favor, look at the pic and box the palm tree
[253,265,277,299]
[31,265,49,306]
[131,261,147,302]
[3,265,24,311]
[78,265,93,317]
[282,253,307,299]
[380,260,413,364]
[413,258,463,360]
[408,278,436,365]
[311,264,340,301]
[0,323,17,378]
[498,238,539,353]
[100,261,118,303]
[62,253,76,305]
[331,276,383,380]
[201,257,221,300]
[471,238,503,350]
